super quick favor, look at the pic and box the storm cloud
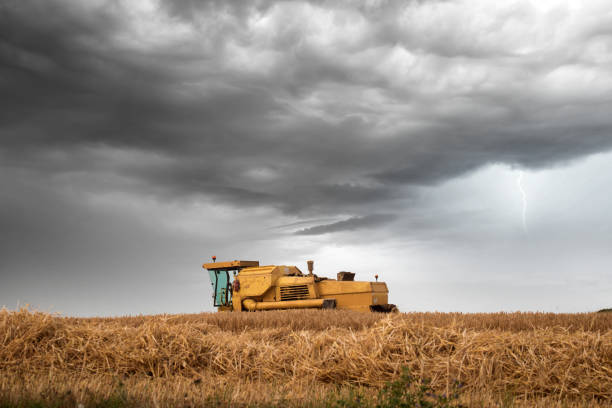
[3,0,612,216]
[1,0,611,314]
[295,214,396,235]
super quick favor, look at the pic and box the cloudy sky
[1,0,611,316]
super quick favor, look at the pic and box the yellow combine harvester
[203,258,397,312]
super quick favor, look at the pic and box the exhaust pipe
[307,260,314,276]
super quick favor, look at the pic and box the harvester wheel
[370,304,398,313]
[322,299,337,309]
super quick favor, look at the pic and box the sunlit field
[1,308,611,407]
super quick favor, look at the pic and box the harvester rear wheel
[322,299,337,309]
[370,304,398,313]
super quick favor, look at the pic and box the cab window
[207,269,234,307]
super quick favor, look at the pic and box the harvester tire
[322,299,337,309]
[370,304,398,313]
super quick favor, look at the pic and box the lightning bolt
[517,171,527,233]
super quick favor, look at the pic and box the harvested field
[1,308,611,407]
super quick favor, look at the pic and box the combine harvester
[203,257,397,312]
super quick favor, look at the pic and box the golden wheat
[1,308,611,407]
[68,309,612,332]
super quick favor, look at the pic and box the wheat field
[1,308,611,407]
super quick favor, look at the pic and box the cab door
[207,269,233,308]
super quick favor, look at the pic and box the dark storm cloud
[295,214,396,235]
[2,0,612,222]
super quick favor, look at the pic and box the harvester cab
[202,258,397,313]
[204,260,260,311]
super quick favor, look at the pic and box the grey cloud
[295,214,396,235]
[269,218,337,231]
[2,0,612,219]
